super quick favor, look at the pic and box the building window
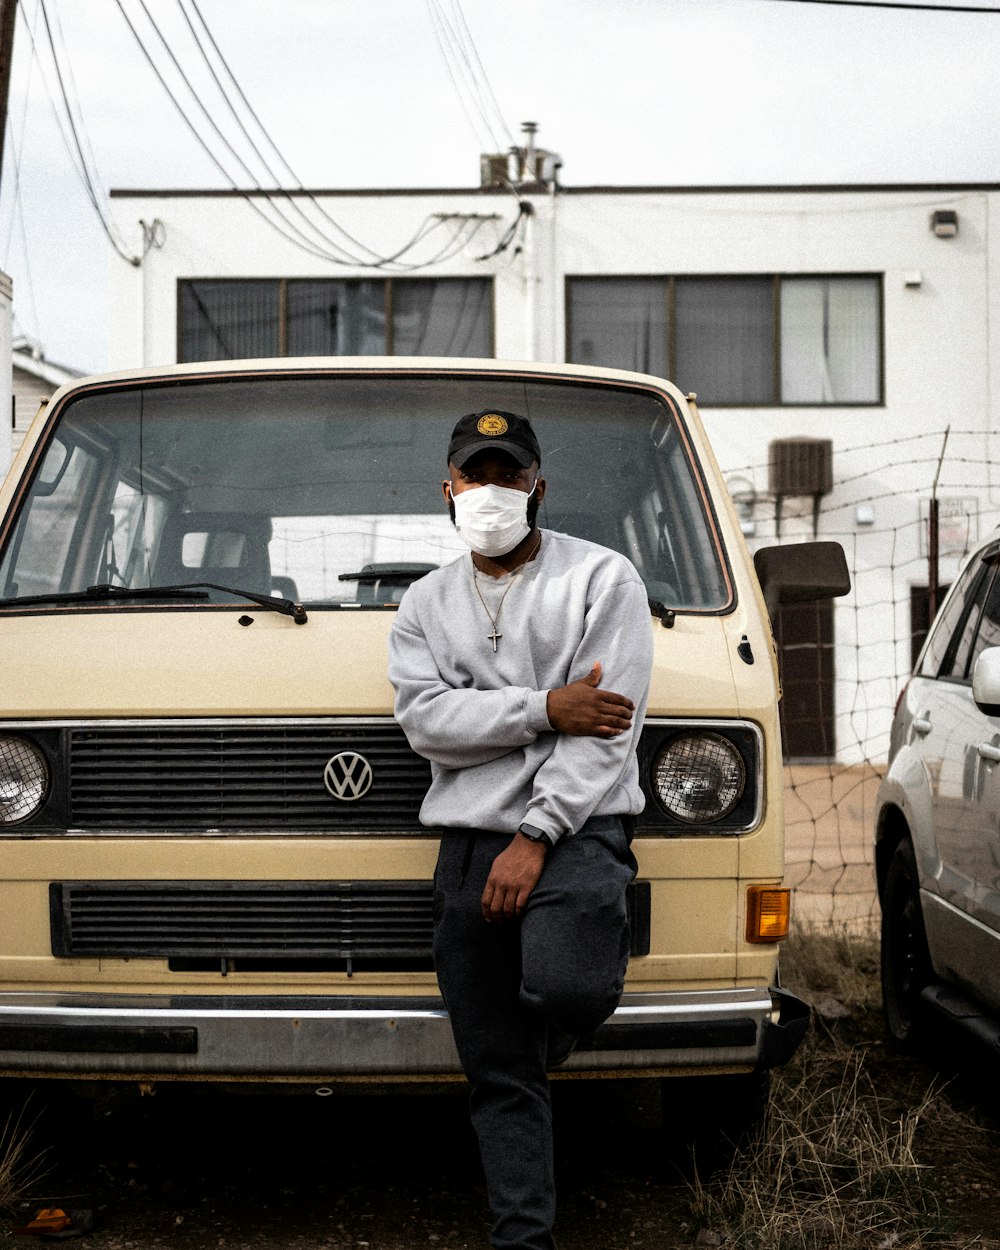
[180,280,280,361]
[780,277,881,404]
[675,277,774,406]
[178,277,493,362]
[567,274,883,406]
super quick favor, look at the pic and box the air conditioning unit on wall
[768,438,834,538]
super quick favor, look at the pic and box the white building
[0,272,10,476]
[10,339,84,461]
[107,172,1000,764]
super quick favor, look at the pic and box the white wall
[108,184,1000,763]
[0,272,11,478]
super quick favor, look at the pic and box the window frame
[564,272,885,408]
[918,546,1000,682]
[177,276,496,363]
[966,556,1000,682]
[937,562,996,684]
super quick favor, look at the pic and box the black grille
[50,880,651,964]
[67,723,431,831]
[50,881,435,960]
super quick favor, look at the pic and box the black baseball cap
[447,410,542,469]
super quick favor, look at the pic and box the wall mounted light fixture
[930,210,958,238]
[725,474,757,538]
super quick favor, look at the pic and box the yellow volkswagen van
[0,359,845,1129]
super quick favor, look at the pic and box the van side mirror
[973,647,1000,716]
[753,542,851,623]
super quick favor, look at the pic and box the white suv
[877,528,1000,1049]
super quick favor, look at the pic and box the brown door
[774,600,835,759]
[909,583,951,672]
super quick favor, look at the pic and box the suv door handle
[912,716,932,736]
[977,743,1000,763]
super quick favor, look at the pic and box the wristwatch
[519,823,553,848]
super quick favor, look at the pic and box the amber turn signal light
[746,885,791,943]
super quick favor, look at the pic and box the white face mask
[451,482,536,558]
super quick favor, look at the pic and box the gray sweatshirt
[388,529,653,843]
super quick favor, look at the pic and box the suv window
[919,557,991,679]
[967,558,1000,678]
[940,564,995,681]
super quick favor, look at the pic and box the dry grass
[781,919,882,1019]
[689,1047,940,1248]
[0,1105,46,1212]
[688,922,998,1249]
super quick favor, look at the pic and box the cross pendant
[488,626,502,652]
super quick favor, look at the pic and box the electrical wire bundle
[16,0,529,270]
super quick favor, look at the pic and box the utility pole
[0,0,16,187]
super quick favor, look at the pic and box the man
[388,409,653,1250]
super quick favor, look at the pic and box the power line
[426,0,512,153]
[442,0,513,147]
[26,0,139,263]
[38,0,134,258]
[475,201,529,261]
[129,0,368,265]
[425,0,500,154]
[3,119,42,339]
[174,0,519,268]
[115,0,515,270]
[2,0,36,265]
[768,0,1000,12]
[180,0,392,266]
[112,0,375,265]
[48,0,107,204]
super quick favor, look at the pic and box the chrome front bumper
[0,987,808,1080]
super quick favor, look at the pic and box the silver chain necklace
[471,533,542,652]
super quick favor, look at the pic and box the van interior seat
[547,511,618,549]
[153,511,273,594]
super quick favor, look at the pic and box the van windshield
[0,373,730,611]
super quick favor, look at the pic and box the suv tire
[881,838,933,1046]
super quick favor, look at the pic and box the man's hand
[546,660,634,738]
[481,833,548,922]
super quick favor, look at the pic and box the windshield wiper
[0,582,308,624]
[0,584,211,608]
[338,565,436,584]
[165,582,309,624]
[648,598,676,628]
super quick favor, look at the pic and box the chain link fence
[722,425,1000,928]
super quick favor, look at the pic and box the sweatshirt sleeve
[521,573,653,842]
[389,603,552,770]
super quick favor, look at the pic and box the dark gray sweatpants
[432,815,637,1250]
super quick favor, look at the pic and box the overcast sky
[2,0,999,373]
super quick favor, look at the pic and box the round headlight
[651,732,746,824]
[0,736,50,824]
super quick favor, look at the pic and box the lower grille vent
[50,881,435,962]
[50,880,652,966]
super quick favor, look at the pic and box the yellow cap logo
[477,413,508,437]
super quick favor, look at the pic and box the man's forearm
[394,682,552,768]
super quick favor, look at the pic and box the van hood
[0,607,767,721]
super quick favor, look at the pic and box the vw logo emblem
[323,752,374,801]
